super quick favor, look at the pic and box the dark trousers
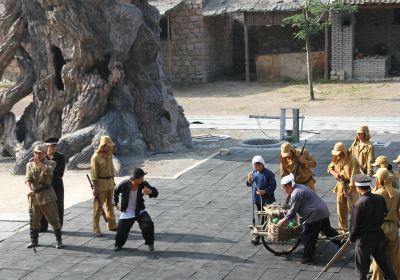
[115,211,154,247]
[40,183,64,231]
[302,217,340,259]
[355,231,397,280]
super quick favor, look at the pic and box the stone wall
[2,59,19,82]
[232,23,324,77]
[256,51,325,82]
[158,0,233,84]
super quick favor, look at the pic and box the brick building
[152,0,326,83]
[150,0,234,83]
[331,0,400,81]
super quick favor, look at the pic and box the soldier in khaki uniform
[372,156,399,189]
[25,145,64,249]
[371,168,400,280]
[280,142,317,192]
[91,135,118,236]
[328,142,360,232]
[393,155,400,176]
[349,125,375,177]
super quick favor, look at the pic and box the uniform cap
[353,174,372,189]
[331,142,346,156]
[372,156,389,167]
[33,145,46,153]
[99,135,115,148]
[280,142,294,157]
[393,155,400,163]
[252,155,266,167]
[374,167,394,198]
[45,137,59,146]
[281,173,295,185]
[356,125,371,141]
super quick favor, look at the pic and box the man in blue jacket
[246,155,277,245]
[278,173,342,264]
[113,168,158,251]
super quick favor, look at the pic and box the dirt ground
[9,81,400,118]
[173,81,400,117]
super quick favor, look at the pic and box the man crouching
[113,168,158,251]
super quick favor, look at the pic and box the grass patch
[280,76,308,85]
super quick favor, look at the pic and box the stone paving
[0,129,399,280]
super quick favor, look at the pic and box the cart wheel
[261,222,301,256]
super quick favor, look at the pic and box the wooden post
[244,13,250,82]
[324,14,329,80]
[167,14,172,76]
[280,108,286,141]
[304,9,315,100]
[292,108,300,143]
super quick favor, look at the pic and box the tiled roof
[202,0,303,16]
[148,0,185,15]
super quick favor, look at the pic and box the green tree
[285,0,357,100]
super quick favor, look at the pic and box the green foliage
[280,76,307,84]
[284,0,357,41]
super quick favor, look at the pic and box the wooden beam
[358,4,400,9]
[244,12,250,82]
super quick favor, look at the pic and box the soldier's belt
[298,176,314,185]
[97,176,113,179]
[34,184,51,193]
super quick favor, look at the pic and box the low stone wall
[353,56,391,80]
[3,59,19,82]
[255,51,325,82]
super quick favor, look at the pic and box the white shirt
[120,191,138,220]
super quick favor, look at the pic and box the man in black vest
[350,174,397,280]
[40,137,66,232]
[113,168,158,251]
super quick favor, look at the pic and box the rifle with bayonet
[86,174,108,222]
[315,237,351,279]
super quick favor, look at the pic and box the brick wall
[353,56,391,79]
[159,0,233,83]
[331,12,355,80]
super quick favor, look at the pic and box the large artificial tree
[0,0,192,174]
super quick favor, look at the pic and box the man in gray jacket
[278,173,341,263]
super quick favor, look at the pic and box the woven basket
[268,222,299,242]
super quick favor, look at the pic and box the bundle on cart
[263,203,301,242]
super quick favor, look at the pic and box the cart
[249,203,301,256]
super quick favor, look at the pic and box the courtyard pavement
[0,129,399,280]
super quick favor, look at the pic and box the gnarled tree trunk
[0,0,192,175]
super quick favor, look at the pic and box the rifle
[338,175,354,209]
[315,238,351,279]
[86,174,108,222]
[285,140,307,205]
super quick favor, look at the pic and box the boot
[26,229,38,248]
[54,229,64,249]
